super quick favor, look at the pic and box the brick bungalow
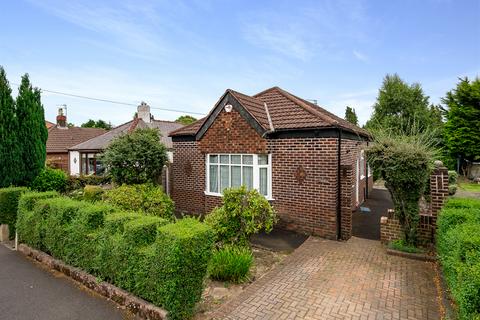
[169,87,373,240]
[46,108,105,173]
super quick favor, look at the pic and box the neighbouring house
[68,102,184,190]
[169,86,373,240]
[46,109,106,173]
[45,120,55,129]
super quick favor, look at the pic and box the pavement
[0,244,130,320]
[352,187,393,240]
[250,228,308,252]
[213,236,441,320]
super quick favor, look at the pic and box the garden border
[17,244,168,320]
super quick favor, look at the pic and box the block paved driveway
[213,237,440,320]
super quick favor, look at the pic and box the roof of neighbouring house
[47,126,106,153]
[169,86,369,138]
[45,120,55,129]
[68,119,184,151]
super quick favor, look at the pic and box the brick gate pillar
[430,161,449,228]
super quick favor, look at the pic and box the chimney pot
[56,107,67,128]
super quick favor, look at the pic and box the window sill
[204,191,274,201]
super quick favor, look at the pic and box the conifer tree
[0,66,20,187]
[344,106,359,125]
[16,74,48,185]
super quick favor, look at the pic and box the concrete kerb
[17,244,168,320]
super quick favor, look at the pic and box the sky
[1,0,479,127]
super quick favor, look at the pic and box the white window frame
[205,153,273,200]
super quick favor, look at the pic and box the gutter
[336,127,342,240]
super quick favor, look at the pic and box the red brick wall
[171,141,205,214]
[198,108,267,154]
[46,153,69,173]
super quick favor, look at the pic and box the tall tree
[81,119,112,130]
[344,106,359,125]
[16,74,48,185]
[365,74,436,133]
[0,67,21,187]
[175,115,197,125]
[443,77,480,161]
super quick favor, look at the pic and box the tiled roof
[169,86,368,137]
[45,121,55,129]
[46,126,106,153]
[69,119,184,151]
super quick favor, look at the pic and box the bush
[449,184,458,195]
[16,191,59,248]
[449,170,459,185]
[83,185,104,202]
[388,239,424,254]
[204,186,277,247]
[437,197,480,319]
[100,128,168,184]
[31,167,67,192]
[17,195,214,319]
[0,187,27,238]
[103,184,174,220]
[66,175,111,192]
[208,245,253,283]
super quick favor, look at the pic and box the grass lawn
[459,181,480,192]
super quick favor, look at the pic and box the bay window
[206,154,272,199]
[80,153,105,176]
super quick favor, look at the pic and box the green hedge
[0,187,28,238]
[437,197,480,319]
[16,195,214,319]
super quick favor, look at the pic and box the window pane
[242,155,253,165]
[231,155,241,164]
[220,165,229,192]
[258,155,268,165]
[209,155,218,163]
[209,165,218,193]
[259,167,268,195]
[88,158,95,175]
[96,159,105,176]
[242,166,253,190]
[220,155,229,164]
[231,166,241,188]
[81,156,87,175]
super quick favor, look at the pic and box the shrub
[208,245,253,283]
[16,191,59,248]
[103,184,174,220]
[100,128,168,184]
[367,129,437,246]
[449,184,458,195]
[66,175,111,192]
[17,195,214,319]
[204,186,277,247]
[437,198,480,319]
[153,218,214,319]
[0,187,27,238]
[30,167,67,192]
[449,170,459,185]
[388,239,424,254]
[83,185,104,202]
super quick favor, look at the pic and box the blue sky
[1,0,479,126]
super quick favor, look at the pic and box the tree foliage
[101,128,168,184]
[344,106,359,125]
[367,128,438,246]
[15,74,48,186]
[81,119,112,130]
[175,115,197,125]
[442,77,480,161]
[366,74,441,133]
[0,67,21,187]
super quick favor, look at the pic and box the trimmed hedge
[437,197,480,319]
[0,187,28,238]
[31,167,68,192]
[16,195,214,319]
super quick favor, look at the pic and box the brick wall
[46,153,69,173]
[380,165,449,245]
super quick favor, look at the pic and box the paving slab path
[0,244,129,320]
[213,237,441,320]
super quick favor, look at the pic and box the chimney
[56,106,67,128]
[137,101,152,123]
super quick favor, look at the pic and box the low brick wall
[18,244,167,320]
[380,209,435,246]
